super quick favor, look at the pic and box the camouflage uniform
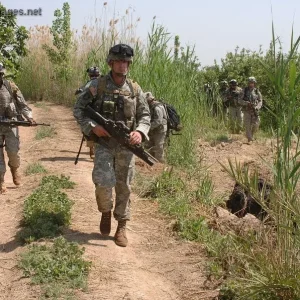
[145,93,167,163]
[0,80,32,184]
[238,86,262,142]
[73,73,150,221]
[223,86,243,133]
[219,82,229,121]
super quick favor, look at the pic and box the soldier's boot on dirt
[10,167,21,186]
[89,146,95,159]
[100,211,111,236]
[0,174,6,194]
[114,220,128,247]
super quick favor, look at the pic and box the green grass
[33,101,49,110]
[35,126,56,140]
[19,237,91,299]
[25,162,47,176]
[18,175,75,243]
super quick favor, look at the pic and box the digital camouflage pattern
[74,72,150,221]
[146,101,167,163]
[238,87,263,141]
[223,87,243,133]
[0,80,32,177]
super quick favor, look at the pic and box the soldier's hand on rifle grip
[92,125,111,137]
[129,131,142,145]
[29,118,36,125]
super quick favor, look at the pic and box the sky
[1,0,300,67]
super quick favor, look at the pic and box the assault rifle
[84,105,158,166]
[0,119,50,127]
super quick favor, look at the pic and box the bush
[19,237,91,297]
[18,175,75,243]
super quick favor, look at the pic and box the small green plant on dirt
[18,175,75,243]
[33,101,49,110]
[35,126,56,140]
[19,237,91,299]
[25,162,47,176]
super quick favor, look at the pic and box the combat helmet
[229,79,238,85]
[107,44,134,63]
[248,76,257,83]
[0,63,5,75]
[86,66,100,77]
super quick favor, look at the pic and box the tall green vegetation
[0,4,28,76]
[43,2,73,82]
[220,26,300,299]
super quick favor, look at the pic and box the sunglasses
[110,44,134,57]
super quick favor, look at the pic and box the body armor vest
[0,84,17,119]
[92,76,138,130]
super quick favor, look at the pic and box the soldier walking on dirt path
[0,63,36,193]
[238,77,262,144]
[75,67,101,159]
[145,92,168,163]
[74,44,150,247]
[223,79,243,134]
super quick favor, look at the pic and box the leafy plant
[43,2,73,82]
[25,162,47,176]
[35,126,56,140]
[19,175,75,242]
[0,4,29,76]
[19,237,91,298]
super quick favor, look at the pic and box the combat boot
[0,175,6,194]
[10,167,21,186]
[100,211,111,236]
[114,220,128,247]
[89,146,95,159]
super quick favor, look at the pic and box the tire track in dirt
[0,103,218,300]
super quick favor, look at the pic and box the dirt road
[0,103,219,300]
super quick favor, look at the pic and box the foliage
[19,237,91,298]
[18,175,75,243]
[25,162,48,176]
[35,126,56,140]
[0,4,29,76]
[220,25,300,299]
[43,2,73,82]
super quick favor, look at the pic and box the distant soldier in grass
[220,80,229,121]
[0,63,36,193]
[145,92,168,163]
[223,79,243,133]
[238,77,263,144]
[75,67,101,159]
[74,44,150,247]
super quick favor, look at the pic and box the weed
[18,175,75,243]
[25,162,47,176]
[19,237,91,298]
[35,126,56,140]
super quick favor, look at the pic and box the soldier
[0,63,36,193]
[73,44,150,247]
[238,77,262,144]
[223,79,243,133]
[145,92,167,163]
[75,67,101,159]
[219,80,229,120]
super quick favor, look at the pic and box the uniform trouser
[243,111,260,141]
[0,127,20,180]
[92,143,135,221]
[228,106,243,133]
[147,130,167,163]
[85,137,94,148]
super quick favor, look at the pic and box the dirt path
[0,103,218,300]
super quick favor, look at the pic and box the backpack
[161,101,182,132]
